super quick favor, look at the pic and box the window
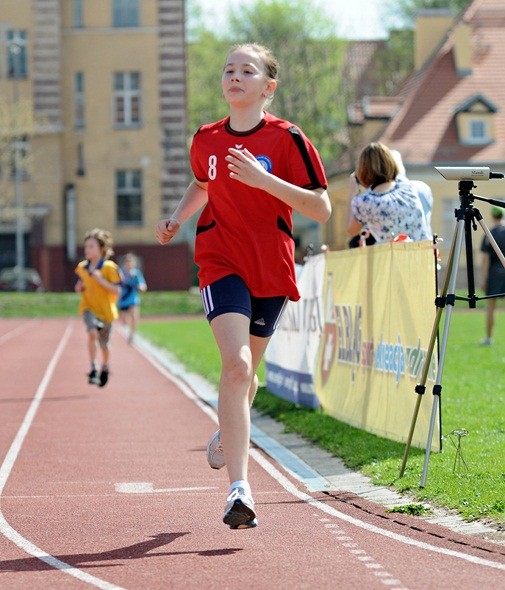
[7,31,27,78]
[73,0,83,27]
[467,119,490,145]
[113,0,140,27]
[116,170,143,224]
[114,72,141,126]
[75,72,85,129]
[454,96,496,147]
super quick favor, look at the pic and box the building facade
[0,0,190,291]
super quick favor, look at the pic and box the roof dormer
[454,94,497,146]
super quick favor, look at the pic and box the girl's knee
[222,355,252,386]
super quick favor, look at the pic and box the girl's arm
[480,252,490,291]
[225,148,331,223]
[155,179,208,245]
[346,172,363,235]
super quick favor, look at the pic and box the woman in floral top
[347,142,431,243]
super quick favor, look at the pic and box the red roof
[378,0,505,166]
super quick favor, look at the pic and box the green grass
[138,311,505,525]
[0,290,204,317]
[140,318,224,384]
[3,292,504,525]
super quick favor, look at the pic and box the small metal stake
[448,429,469,473]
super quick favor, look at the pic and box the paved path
[1,318,504,589]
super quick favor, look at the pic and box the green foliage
[0,96,39,210]
[229,0,338,42]
[372,30,415,95]
[187,32,231,131]
[387,504,431,516]
[386,0,472,28]
[186,0,349,164]
[229,0,349,164]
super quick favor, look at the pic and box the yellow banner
[314,241,440,450]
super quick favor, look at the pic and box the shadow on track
[0,532,243,572]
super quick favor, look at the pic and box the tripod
[399,179,505,487]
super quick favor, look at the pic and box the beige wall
[61,27,162,245]
[1,1,185,247]
[0,1,34,102]
[0,0,32,28]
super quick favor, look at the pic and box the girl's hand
[155,218,180,245]
[349,172,361,197]
[226,148,268,188]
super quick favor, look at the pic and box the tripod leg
[464,213,477,308]
[399,225,460,477]
[420,218,466,487]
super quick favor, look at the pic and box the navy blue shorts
[200,274,288,338]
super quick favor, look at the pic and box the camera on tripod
[400,164,505,487]
[435,166,504,181]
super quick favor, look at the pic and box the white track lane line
[136,336,505,572]
[0,320,126,590]
[0,320,37,346]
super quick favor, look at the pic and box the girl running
[155,43,331,529]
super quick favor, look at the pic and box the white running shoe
[206,429,225,470]
[223,487,257,529]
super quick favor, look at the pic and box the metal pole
[9,34,25,291]
[14,141,25,291]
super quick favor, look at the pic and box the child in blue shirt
[118,253,147,344]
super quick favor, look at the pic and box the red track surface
[1,318,504,590]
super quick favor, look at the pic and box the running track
[1,318,504,590]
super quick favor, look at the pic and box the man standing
[480,207,505,345]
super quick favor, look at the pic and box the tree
[186,31,231,131]
[228,0,349,164]
[0,97,37,213]
[385,0,472,29]
[366,29,415,97]
[187,0,350,164]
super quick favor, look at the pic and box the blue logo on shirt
[256,155,272,173]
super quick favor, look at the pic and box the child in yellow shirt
[74,228,122,387]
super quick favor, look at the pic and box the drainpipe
[65,183,76,261]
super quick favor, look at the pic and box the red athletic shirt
[190,111,327,301]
